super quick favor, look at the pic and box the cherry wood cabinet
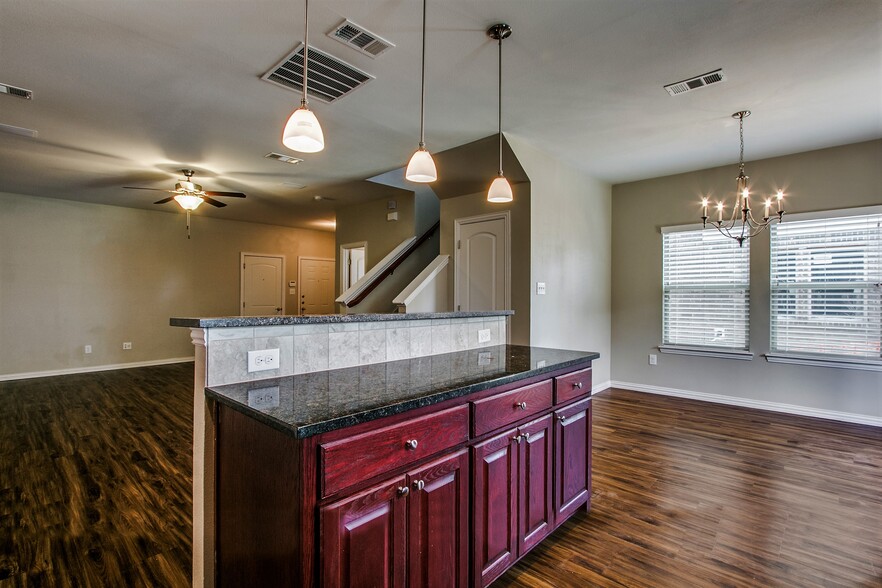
[214,358,594,588]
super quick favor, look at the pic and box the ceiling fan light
[405,148,437,183]
[487,175,513,203]
[282,106,325,153]
[174,194,203,211]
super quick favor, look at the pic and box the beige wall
[439,184,531,345]
[0,192,335,378]
[508,135,613,387]
[611,140,882,420]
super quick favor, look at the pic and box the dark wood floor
[1,365,880,587]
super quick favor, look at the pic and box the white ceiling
[1,0,880,230]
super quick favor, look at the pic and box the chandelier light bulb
[406,147,438,183]
[283,106,325,153]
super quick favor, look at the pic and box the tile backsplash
[204,316,507,387]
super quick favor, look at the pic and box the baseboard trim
[608,380,882,428]
[0,357,195,382]
[592,380,612,396]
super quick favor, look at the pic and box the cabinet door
[472,428,519,587]
[407,450,470,588]
[554,397,592,524]
[518,414,553,554]
[321,476,408,588]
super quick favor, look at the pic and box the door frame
[339,241,368,295]
[298,256,335,316]
[240,252,286,316]
[453,211,511,312]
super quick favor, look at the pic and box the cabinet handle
[413,479,425,491]
[573,381,583,389]
[514,401,527,410]
[522,432,531,441]
[557,415,567,423]
[404,439,419,450]
[397,486,410,497]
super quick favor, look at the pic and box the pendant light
[282,0,325,153]
[487,23,512,203]
[405,0,437,182]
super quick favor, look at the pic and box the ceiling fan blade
[201,196,228,208]
[203,190,246,198]
[123,186,173,192]
[153,197,175,204]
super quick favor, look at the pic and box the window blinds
[770,211,882,359]
[662,228,750,350]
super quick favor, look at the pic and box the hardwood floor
[0,364,194,587]
[1,367,880,587]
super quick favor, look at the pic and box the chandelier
[702,111,786,246]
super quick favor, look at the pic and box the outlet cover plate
[248,386,280,409]
[537,282,546,295]
[248,348,280,372]
[478,328,491,343]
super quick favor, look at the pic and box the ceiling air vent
[0,123,38,138]
[265,152,304,165]
[1,83,33,100]
[664,69,726,96]
[328,19,395,58]
[262,44,374,103]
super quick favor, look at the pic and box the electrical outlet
[248,386,280,409]
[649,354,657,366]
[248,348,280,372]
[536,282,546,295]
[123,342,132,350]
[478,328,491,343]
[84,345,92,354]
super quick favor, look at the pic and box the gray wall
[611,140,882,421]
[0,191,335,378]
[509,135,612,388]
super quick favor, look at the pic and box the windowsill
[764,353,882,372]
[658,345,754,361]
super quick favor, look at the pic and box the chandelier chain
[739,113,745,173]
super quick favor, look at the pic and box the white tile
[328,331,359,369]
[254,326,294,338]
[387,327,411,361]
[329,322,359,333]
[206,339,251,385]
[451,321,470,352]
[360,328,387,364]
[431,323,452,354]
[207,327,253,342]
[484,320,500,346]
[294,324,330,336]
[410,325,432,358]
[294,333,329,374]
[358,321,387,331]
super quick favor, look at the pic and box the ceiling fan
[124,169,246,238]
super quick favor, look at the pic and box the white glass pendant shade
[282,106,325,153]
[174,194,203,210]
[405,148,437,183]
[487,175,513,203]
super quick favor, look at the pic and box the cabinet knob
[573,381,583,389]
[404,439,419,450]
[397,486,410,497]
[413,479,425,491]
[511,435,522,444]
[514,401,527,410]
[557,415,567,423]
[522,432,531,441]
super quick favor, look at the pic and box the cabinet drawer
[554,368,592,404]
[320,405,469,497]
[472,381,552,437]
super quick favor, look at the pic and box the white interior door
[241,253,284,316]
[341,243,367,292]
[455,213,510,311]
[299,257,335,315]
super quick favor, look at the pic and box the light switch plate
[536,282,546,295]
[248,348,280,372]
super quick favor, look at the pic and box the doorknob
[275,307,282,312]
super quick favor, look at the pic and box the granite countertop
[171,310,513,329]
[206,345,598,438]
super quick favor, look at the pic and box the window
[661,226,751,353]
[770,208,882,362]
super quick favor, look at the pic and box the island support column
[190,328,215,588]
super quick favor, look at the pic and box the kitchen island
[173,312,597,587]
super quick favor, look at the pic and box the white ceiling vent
[664,69,726,96]
[328,20,395,58]
[0,123,38,138]
[262,44,374,103]
[1,83,33,100]
[265,152,304,165]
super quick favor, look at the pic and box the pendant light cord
[302,0,310,108]
[418,0,427,148]
[497,33,503,175]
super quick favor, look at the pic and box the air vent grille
[265,152,304,165]
[0,123,38,138]
[0,83,33,100]
[328,20,394,58]
[664,69,726,96]
[262,44,374,103]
